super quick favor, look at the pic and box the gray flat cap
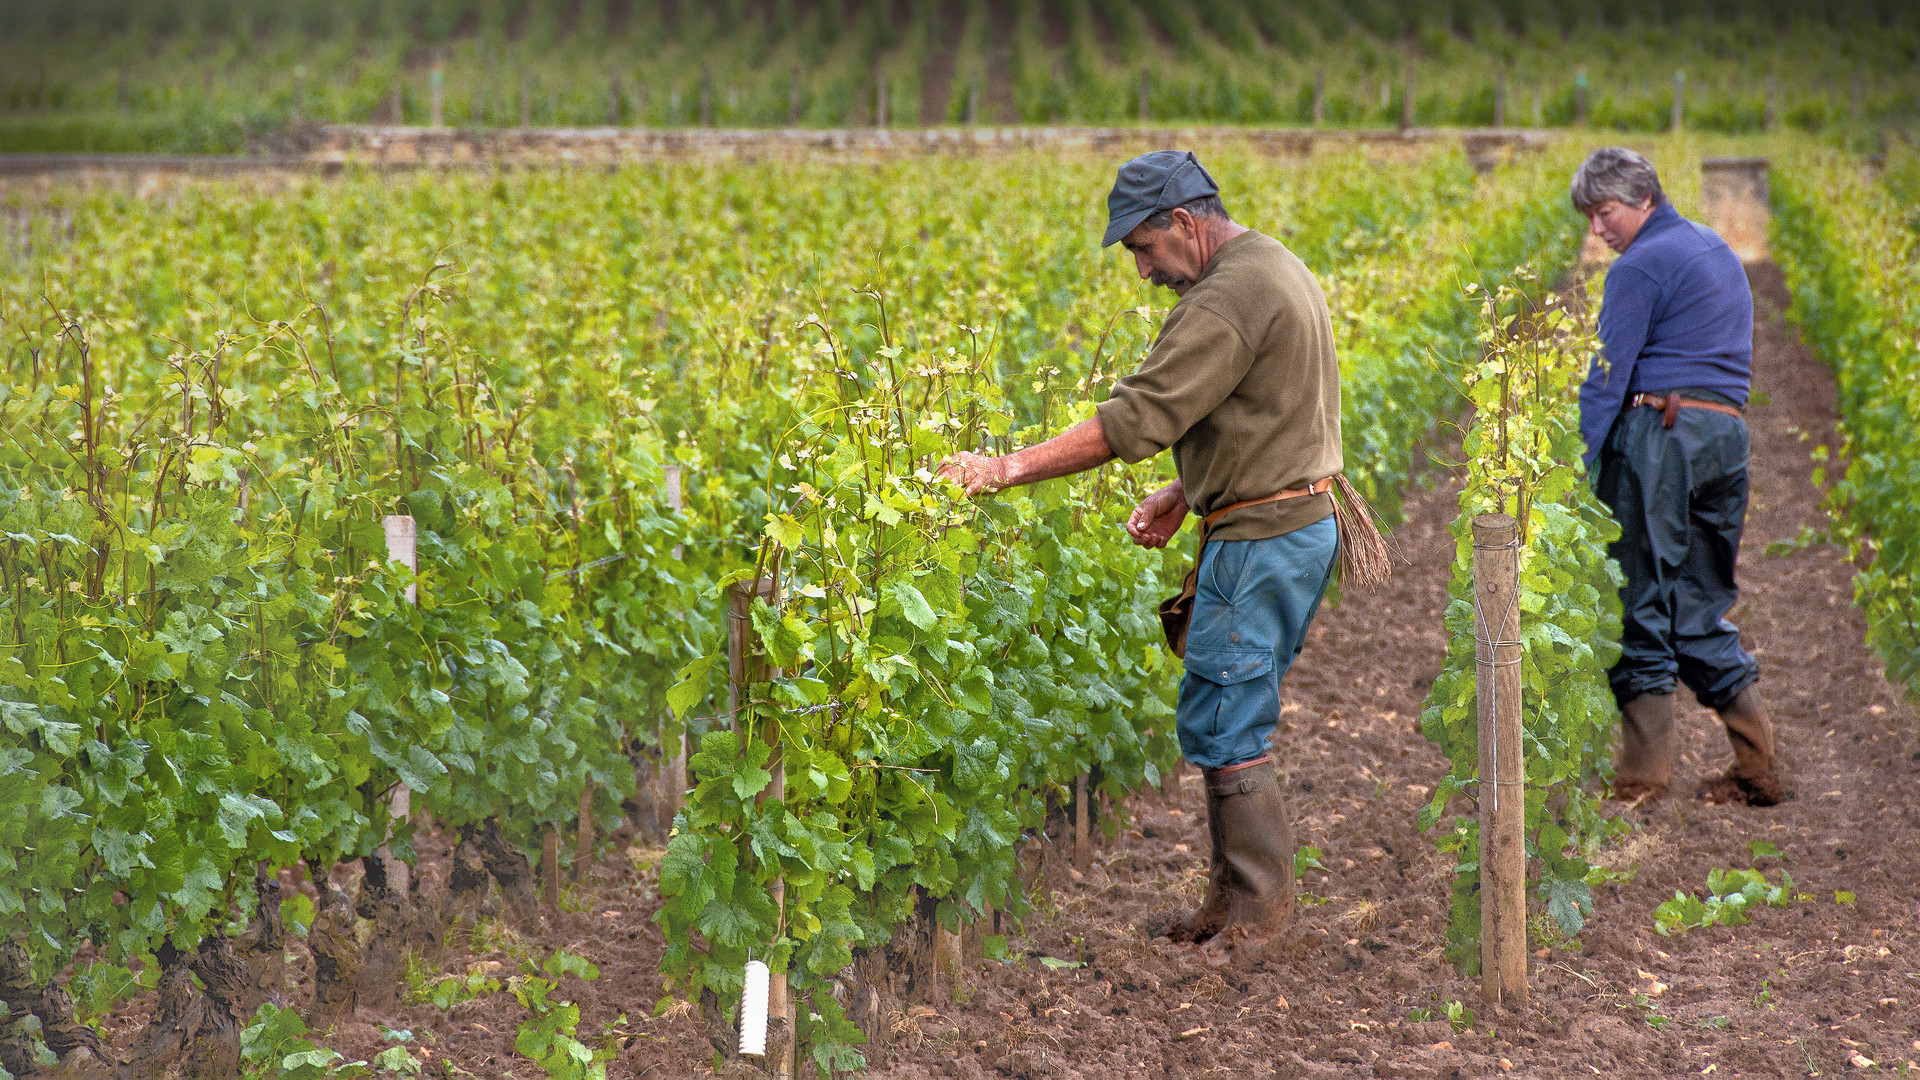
[1102,150,1221,247]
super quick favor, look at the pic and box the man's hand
[1125,480,1188,548]
[936,451,1012,496]
[935,418,1116,499]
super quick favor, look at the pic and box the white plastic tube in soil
[739,960,770,1057]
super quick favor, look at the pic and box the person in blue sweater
[1573,147,1785,807]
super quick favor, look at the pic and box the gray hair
[1140,194,1231,233]
[1570,148,1665,213]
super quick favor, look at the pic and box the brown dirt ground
[79,264,1920,1078]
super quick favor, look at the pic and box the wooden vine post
[1472,513,1527,1005]
[541,827,560,915]
[1400,62,1415,130]
[574,781,593,883]
[1700,156,1772,265]
[658,466,689,834]
[1073,773,1091,875]
[380,515,417,897]
[730,576,795,1078]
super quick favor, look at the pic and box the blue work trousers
[1594,398,1760,709]
[1174,516,1338,769]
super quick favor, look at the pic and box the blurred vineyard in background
[0,0,1915,154]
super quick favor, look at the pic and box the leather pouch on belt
[1158,565,1200,658]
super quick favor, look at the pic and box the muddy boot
[1147,767,1229,945]
[1196,757,1294,968]
[1698,686,1787,806]
[1611,693,1675,802]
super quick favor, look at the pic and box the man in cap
[1571,146,1785,806]
[937,150,1346,964]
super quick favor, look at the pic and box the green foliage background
[1772,147,1920,698]
[0,0,1915,151]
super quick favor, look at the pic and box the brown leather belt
[1631,391,1744,429]
[1200,476,1335,531]
[1159,477,1340,659]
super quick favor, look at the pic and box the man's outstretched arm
[936,416,1117,496]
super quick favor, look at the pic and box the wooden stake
[1671,69,1685,132]
[658,466,688,834]
[380,516,417,897]
[1312,68,1325,126]
[1400,62,1415,130]
[1493,71,1506,127]
[430,61,445,127]
[1073,773,1090,875]
[1472,514,1526,1006]
[934,925,963,1003]
[729,576,792,1079]
[542,825,561,916]
[1574,70,1588,127]
[1138,68,1150,122]
[574,781,593,882]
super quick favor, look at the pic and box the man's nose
[1589,216,1606,236]
[1133,252,1151,279]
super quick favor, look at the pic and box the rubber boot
[1611,693,1675,802]
[1195,757,1295,968]
[1148,770,1229,945]
[1697,685,1787,806]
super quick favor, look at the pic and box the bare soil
[74,264,1920,1078]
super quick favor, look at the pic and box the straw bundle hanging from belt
[1329,474,1393,591]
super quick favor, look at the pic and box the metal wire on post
[1470,542,1523,816]
[1471,514,1527,1006]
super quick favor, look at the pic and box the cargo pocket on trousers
[1182,646,1275,738]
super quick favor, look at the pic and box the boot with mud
[1194,756,1295,968]
[1611,692,1675,802]
[1697,685,1787,806]
[1146,767,1229,944]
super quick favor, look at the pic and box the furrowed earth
[80,264,1920,1079]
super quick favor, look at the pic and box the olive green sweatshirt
[1095,229,1344,543]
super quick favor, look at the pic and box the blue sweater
[1578,202,1753,465]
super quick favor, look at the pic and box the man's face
[1586,198,1656,254]
[1120,209,1205,296]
